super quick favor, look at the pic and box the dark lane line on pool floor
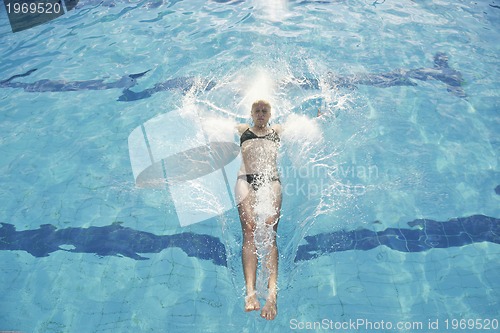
[1,214,499,265]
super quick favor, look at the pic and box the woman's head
[251,100,272,128]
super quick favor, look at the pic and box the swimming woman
[235,100,282,320]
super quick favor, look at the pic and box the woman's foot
[260,298,277,320]
[244,292,260,312]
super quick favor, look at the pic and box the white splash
[281,113,324,169]
[238,69,276,111]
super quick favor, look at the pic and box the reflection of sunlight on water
[254,0,290,22]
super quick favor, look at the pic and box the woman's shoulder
[236,123,250,134]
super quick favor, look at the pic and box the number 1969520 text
[5,1,62,14]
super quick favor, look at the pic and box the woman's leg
[237,191,260,311]
[261,181,282,320]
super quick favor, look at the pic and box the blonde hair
[251,100,272,112]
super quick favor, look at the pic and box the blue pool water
[0,0,499,332]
